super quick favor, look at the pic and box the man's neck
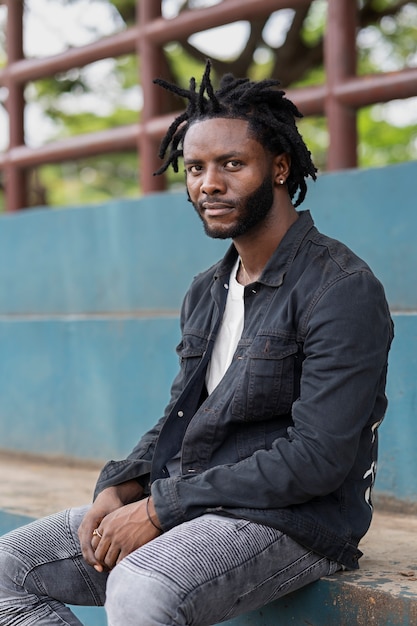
[234,204,298,283]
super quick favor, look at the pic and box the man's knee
[0,543,8,589]
[0,533,17,571]
[0,537,21,597]
[105,561,185,626]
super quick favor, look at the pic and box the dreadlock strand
[157,111,188,160]
[196,60,210,114]
[153,78,191,101]
[205,77,220,113]
[188,77,198,115]
[153,148,183,176]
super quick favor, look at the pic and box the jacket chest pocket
[232,335,299,420]
[177,331,208,379]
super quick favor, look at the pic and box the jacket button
[177,410,184,417]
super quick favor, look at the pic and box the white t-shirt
[166,258,244,477]
[205,257,244,394]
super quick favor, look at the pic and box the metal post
[137,0,166,193]
[4,0,27,210]
[324,0,358,170]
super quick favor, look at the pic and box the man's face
[183,118,276,240]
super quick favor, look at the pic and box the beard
[190,174,275,240]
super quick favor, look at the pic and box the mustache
[196,197,237,210]
[186,188,237,208]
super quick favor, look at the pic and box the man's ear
[273,153,291,186]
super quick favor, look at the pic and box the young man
[0,62,393,626]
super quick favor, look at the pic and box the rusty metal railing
[0,0,416,211]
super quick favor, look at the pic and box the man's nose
[201,166,226,195]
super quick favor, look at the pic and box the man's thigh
[106,513,339,626]
[0,505,107,607]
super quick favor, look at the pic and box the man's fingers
[103,544,122,571]
[80,535,99,567]
[93,535,120,571]
[79,519,103,568]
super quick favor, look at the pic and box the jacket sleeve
[151,270,393,530]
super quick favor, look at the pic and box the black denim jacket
[95,211,393,570]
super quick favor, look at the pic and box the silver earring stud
[280,179,285,185]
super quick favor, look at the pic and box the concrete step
[1,451,416,625]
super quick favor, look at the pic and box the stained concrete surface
[0,450,101,518]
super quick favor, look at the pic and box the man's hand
[78,479,143,572]
[89,497,162,571]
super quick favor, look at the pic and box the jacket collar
[214,210,316,288]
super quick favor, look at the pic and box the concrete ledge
[221,575,417,626]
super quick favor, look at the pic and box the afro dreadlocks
[153,60,317,207]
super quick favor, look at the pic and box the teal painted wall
[0,193,227,460]
[0,161,415,504]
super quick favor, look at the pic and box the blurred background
[0,0,416,211]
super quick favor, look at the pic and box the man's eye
[226,160,241,169]
[187,165,202,175]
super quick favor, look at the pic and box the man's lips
[201,201,235,217]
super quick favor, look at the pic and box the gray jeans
[0,505,339,626]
